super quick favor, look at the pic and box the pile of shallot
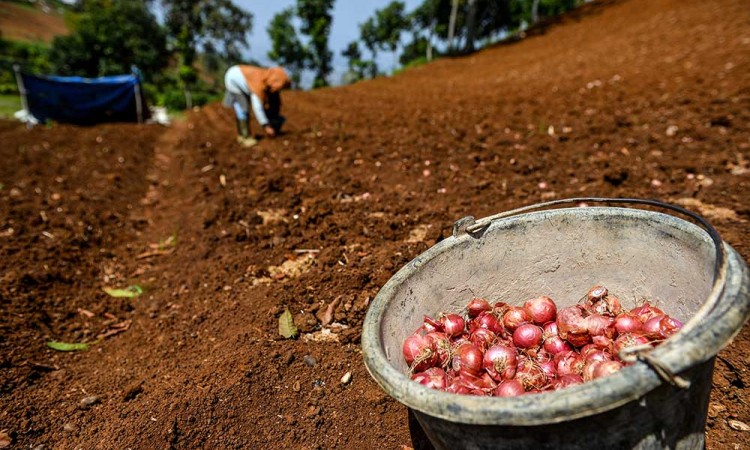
[403,285,683,396]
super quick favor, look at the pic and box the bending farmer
[223,65,291,147]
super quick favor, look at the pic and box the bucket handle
[454,197,728,388]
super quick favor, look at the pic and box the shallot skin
[403,284,681,397]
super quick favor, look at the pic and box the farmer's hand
[264,125,276,137]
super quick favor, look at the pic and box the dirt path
[1,0,749,448]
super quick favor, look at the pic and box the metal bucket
[362,198,750,450]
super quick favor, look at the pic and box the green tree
[340,40,374,83]
[359,17,380,78]
[409,0,451,61]
[162,0,252,65]
[267,7,309,87]
[296,0,334,88]
[373,1,409,72]
[524,0,581,23]
[399,35,429,66]
[162,0,252,106]
[49,0,168,81]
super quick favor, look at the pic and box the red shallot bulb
[445,381,471,395]
[425,332,452,367]
[589,295,622,317]
[613,333,651,355]
[579,344,599,357]
[585,314,615,338]
[483,344,518,381]
[403,333,438,372]
[587,285,608,302]
[584,349,612,364]
[495,379,525,397]
[630,302,665,323]
[614,313,643,334]
[515,358,547,391]
[440,313,466,337]
[542,321,559,339]
[452,343,484,377]
[470,328,497,352]
[523,296,557,325]
[467,297,492,318]
[642,315,683,340]
[554,350,585,376]
[552,374,584,389]
[590,335,614,353]
[422,315,443,333]
[459,371,497,392]
[582,360,601,382]
[593,360,624,379]
[503,306,531,332]
[538,359,557,381]
[411,367,449,390]
[557,305,591,347]
[474,311,504,335]
[513,324,544,350]
[543,335,572,355]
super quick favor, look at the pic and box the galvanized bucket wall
[362,199,750,450]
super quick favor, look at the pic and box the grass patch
[393,57,433,76]
[0,94,22,118]
[167,109,187,121]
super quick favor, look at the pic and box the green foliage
[0,37,52,94]
[161,88,187,111]
[341,41,369,82]
[267,7,309,87]
[162,0,253,68]
[374,1,409,54]
[296,0,334,88]
[0,94,22,118]
[393,56,430,76]
[358,17,380,77]
[157,84,215,112]
[49,0,168,81]
[399,35,430,66]
[178,65,198,85]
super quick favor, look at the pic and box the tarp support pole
[134,82,144,124]
[13,64,29,113]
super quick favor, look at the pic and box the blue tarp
[20,72,146,125]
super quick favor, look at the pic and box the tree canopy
[296,0,335,88]
[49,0,168,81]
[267,7,310,86]
[162,0,253,67]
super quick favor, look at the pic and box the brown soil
[0,2,67,43]
[1,0,749,448]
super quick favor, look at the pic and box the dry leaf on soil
[728,419,750,432]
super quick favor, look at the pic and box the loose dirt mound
[1,0,749,448]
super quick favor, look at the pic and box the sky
[238,0,423,86]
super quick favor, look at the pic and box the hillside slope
[0,1,67,42]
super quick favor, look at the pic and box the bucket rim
[361,204,750,426]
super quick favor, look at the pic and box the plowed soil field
[1,0,749,448]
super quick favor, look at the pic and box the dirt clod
[122,382,143,402]
[80,396,100,409]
